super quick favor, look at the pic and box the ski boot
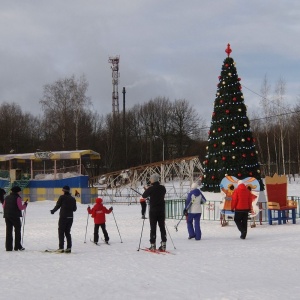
[148,243,156,251]
[158,242,166,252]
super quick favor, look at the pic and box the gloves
[50,210,54,214]
[183,209,188,216]
[87,206,90,211]
[231,209,234,213]
[110,206,113,211]
[24,201,28,207]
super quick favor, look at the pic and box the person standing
[50,185,77,253]
[87,198,113,244]
[142,173,167,251]
[184,183,206,240]
[3,186,27,251]
[0,187,6,204]
[231,180,253,239]
[140,197,147,219]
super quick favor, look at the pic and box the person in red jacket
[231,180,253,239]
[87,198,113,244]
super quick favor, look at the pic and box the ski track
[0,197,300,299]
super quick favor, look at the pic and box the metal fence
[165,196,300,222]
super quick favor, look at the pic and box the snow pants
[5,216,22,251]
[187,213,202,240]
[140,201,147,216]
[234,211,248,235]
[149,210,167,244]
[94,223,109,243]
[58,217,73,250]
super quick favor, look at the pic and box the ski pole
[84,211,89,243]
[165,223,176,249]
[112,210,123,243]
[21,209,26,245]
[137,217,145,251]
[174,199,192,232]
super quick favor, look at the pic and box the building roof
[0,150,100,162]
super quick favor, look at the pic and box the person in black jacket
[3,186,27,251]
[50,185,77,253]
[142,173,167,251]
[0,188,6,205]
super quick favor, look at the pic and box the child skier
[87,198,113,244]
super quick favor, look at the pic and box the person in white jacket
[184,183,206,240]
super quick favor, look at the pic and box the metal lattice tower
[108,56,120,115]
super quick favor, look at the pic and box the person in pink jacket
[231,180,253,239]
[87,198,113,244]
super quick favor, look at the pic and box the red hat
[96,198,103,204]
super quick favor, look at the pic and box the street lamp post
[154,136,165,161]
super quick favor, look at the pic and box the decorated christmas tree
[202,44,263,192]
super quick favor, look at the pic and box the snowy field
[1,184,300,300]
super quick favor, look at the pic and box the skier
[184,183,206,240]
[140,197,147,219]
[87,198,113,244]
[0,187,6,204]
[231,180,253,239]
[50,185,77,253]
[3,186,27,251]
[142,173,167,252]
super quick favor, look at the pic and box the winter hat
[96,198,103,204]
[150,173,159,183]
[191,183,198,190]
[62,185,70,192]
[237,180,244,186]
[11,186,21,193]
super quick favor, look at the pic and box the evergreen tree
[202,44,262,192]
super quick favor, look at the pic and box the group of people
[1,175,253,253]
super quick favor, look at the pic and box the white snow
[1,184,300,300]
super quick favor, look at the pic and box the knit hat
[11,186,21,193]
[150,173,159,183]
[96,198,103,204]
[62,185,70,192]
[191,183,198,190]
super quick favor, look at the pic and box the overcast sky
[1,0,299,124]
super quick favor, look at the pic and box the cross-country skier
[3,186,27,251]
[142,173,167,252]
[184,183,206,240]
[87,198,113,244]
[50,185,77,253]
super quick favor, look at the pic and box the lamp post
[154,136,165,161]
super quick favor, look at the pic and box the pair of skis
[140,248,174,255]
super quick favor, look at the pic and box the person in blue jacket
[184,183,206,240]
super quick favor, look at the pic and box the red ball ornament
[212,112,216,116]
[238,173,242,177]
[218,127,222,132]
[232,97,237,101]
[251,153,254,157]
[225,64,229,67]
[218,76,221,79]
[213,144,217,148]
[242,154,246,158]
[231,141,236,146]
[208,131,211,135]
[253,138,256,142]
[222,156,226,161]
[238,78,241,81]
[239,86,242,90]
[220,99,224,104]
[247,137,251,141]
[225,109,230,114]
[249,172,253,176]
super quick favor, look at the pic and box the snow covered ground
[1,184,300,300]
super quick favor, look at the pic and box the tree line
[0,75,207,176]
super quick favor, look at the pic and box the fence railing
[165,197,300,222]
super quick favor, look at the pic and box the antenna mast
[108,56,120,115]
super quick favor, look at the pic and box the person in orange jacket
[231,180,253,239]
[87,198,113,244]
